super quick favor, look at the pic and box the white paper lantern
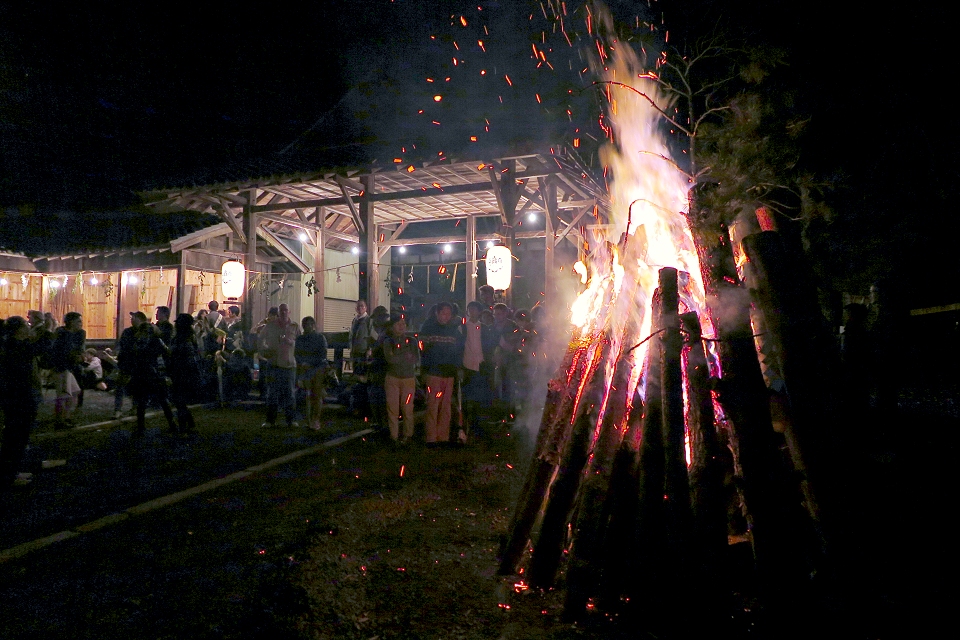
[485,245,512,290]
[221,260,245,300]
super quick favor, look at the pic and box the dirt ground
[1,386,953,638]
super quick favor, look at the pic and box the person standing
[114,311,146,420]
[0,317,51,490]
[128,322,178,435]
[295,316,328,430]
[155,306,174,345]
[49,311,86,429]
[258,303,301,428]
[419,302,463,446]
[349,300,372,374]
[383,317,418,444]
[169,313,201,434]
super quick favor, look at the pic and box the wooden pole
[742,231,828,545]
[685,185,805,599]
[658,268,693,615]
[528,336,612,589]
[313,207,325,329]
[466,215,477,306]
[681,310,729,630]
[634,289,666,615]
[244,190,259,326]
[360,175,378,311]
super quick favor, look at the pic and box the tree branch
[589,81,691,136]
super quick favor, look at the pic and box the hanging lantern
[485,245,512,290]
[221,260,245,300]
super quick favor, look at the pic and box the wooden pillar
[313,207,326,329]
[466,215,477,306]
[540,178,558,304]
[176,253,186,315]
[488,161,520,306]
[359,174,378,310]
[244,189,258,325]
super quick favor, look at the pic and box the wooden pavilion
[142,149,609,328]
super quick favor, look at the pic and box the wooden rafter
[256,227,310,273]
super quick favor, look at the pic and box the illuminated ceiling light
[0,278,7,286]
[443,244,452,252]
[221,260,244,300]
[128,275,139,285]
[528,213,537,222]
[90,277,99,286]
[298,232,308,242]
[485,241,494,249]
[351,246,360,255]
[50,280,61,289]
[433,95,442,102]
[398,246,407,254]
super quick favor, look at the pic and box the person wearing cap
[113,311,147,420]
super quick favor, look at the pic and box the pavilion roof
[140,149,609,253]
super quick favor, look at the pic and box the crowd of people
[0,286,551,491]
[349,284,550,447]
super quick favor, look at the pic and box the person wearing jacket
[0,317,51,490]
[128,321,178,435]
[257,303,301,428]
[169,313,201,434]
[383,317,419,444]
[419,302,463,445]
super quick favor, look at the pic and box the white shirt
[463,320,483,371]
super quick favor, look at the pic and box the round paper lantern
[485,245,512,290]
[221,260,245,300]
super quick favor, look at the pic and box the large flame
[569,11,708,403]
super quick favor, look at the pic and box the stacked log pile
[500,206,835,630]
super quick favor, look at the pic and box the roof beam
[256,227,310,273]
[170,222,233,253]
[247,167,568,214]
[255,211,359,244]
[554,203,594,247]
[335,175,365,234]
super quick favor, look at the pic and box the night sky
[1,0,954,305]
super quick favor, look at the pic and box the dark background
[1,0,955,307]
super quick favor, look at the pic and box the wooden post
[686,185,805,600]
[466,215,477,306]
[244,190,259,326]
[742,231,828,544]
[681,310,729,630]
[659,267,693,592]
[176,253,186,315]
[313,207,325,329]
[540,178,558,304]
[634,289,666,615]
[488,162,520,306]
[360,174,378,311]
[528,336,611,589]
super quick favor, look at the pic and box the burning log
[633,288,667,613]
[527,344,610,589]
[682,310,729,625]
[499,269,618,576]
[686,187,807,594]
[741,231,833,548]
[659,267,693,577]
